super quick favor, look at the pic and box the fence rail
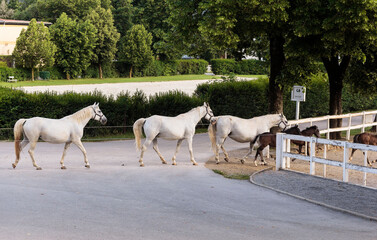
[288,110,377,140]
[275,133,377,187]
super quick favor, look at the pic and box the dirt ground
[206,144,377,189]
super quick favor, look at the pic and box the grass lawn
[0,74,265,88]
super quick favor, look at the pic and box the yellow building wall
[0,25,28,55]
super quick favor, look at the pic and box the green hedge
[0,66,31,82]
[0,87,202,140]
[115,59,208,77]
[211,59,268,75]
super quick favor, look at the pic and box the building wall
[0,25,28,55]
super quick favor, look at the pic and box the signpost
[291,86,306,120]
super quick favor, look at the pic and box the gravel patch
[251,169,377,220]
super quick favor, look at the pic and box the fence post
[343,141,349,182]
[346,113,352,140]
[363,150,368,186]
[309,137,316,175]
[362,111,366,133]
[275,133,285,170]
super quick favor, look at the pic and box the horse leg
[171,139,183,165]
[349,148,357,162]
[187,137,197,166]
[240,142,255,164]
[28,141,42,170]
[60,142,72,169]
[139,138,152,167]
[221,145,230,162]
[152,138,167,164]
[214,137,226,164]
[13,139,29,169]
[73,140,90,168]
[254,147,264,167]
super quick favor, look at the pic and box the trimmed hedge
[211,59,268,75]
[0,87,202,140]
[115,59,208,77]
[0,66,31,82]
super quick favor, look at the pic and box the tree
[50,13,97,79]
[111,0,134,37]
[290,0,377,138]
[0,0,14,18]
[118,24,153,78]
[168,0,292,113]
[85,6,120,79]
[36,0,101,22]
[12,19,56,80]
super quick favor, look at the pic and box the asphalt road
[0,134,376,240]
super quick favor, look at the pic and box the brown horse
[292,125,321,155]
[253,125,301,166]
[349,132,377,166]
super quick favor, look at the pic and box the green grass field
[0,74,264,88]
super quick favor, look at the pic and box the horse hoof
[85,165,90,169]
[140,164,145,167]
[224,158,229,162]
[162,162,167,164]
[61,166,67,170]
[172,162,177,166]
[193,162,198,166]
[240,159,245,164]
[216,162,220,165]
[36,167,42,170]
[12,163,16,169]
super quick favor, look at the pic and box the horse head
[91,102,107,125]
[277,113,288,131]
[203,102,215,122]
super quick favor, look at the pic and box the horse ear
[204,102,208,107]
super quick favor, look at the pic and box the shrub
[39,71,50,80]
[211,59,268,75]
[0,66,31,81]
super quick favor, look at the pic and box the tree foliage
[0,0,14,18]
[50,13,97,79]
[12,19,56,80]
[85,6,120,78]
[118,24,153,78]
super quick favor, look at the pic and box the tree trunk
[129,65,133,78]
[268,34,285,113]
[31,68,34,81]
[99,63,103,79]
[322,54,351,139]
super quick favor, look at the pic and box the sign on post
[291,86,306,120]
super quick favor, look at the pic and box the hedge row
[210,59,268,75]
[115,59,209,77]
[0,88,202,139]
[0,59,209,81]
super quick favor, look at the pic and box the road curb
[249,168,377,222]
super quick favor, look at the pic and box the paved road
[0,134,376,240]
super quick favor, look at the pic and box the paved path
[19,79,212,97]
[1,134,376,240]
[252,169,377,221]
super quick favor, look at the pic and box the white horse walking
[133,102,214,167]
[208,113,288,164]
[13,103,107,170]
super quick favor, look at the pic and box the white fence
[275,133,377,186]
[288,110,377,140]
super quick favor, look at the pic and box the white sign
[291,86,306,102]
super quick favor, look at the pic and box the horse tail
[208,120,217,152]
[14,119,27,160]
[133,118,146,150]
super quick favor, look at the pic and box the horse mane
[304,125,318,131]
[63,106,92,123]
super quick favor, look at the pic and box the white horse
[133,102,214,167]
[208,113,288,164]
[13,103,107,170]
